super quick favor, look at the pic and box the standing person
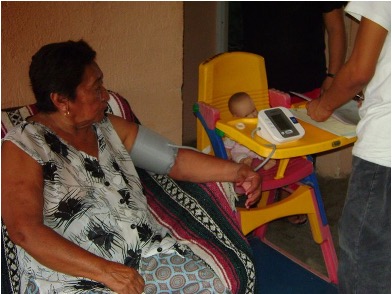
[1,40,262,294]
[240,2,347,102]
[307,2,390,293]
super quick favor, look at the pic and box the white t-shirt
[346,1,391,167]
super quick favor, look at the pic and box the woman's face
[69,62,109,127]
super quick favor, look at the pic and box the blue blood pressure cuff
[130,125,178,174]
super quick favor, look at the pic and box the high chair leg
[239,185,317,236]
[254,190,277,239]
[240,184,338,283]
[309,189,339,283]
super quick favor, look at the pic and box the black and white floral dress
[4,117,180,293]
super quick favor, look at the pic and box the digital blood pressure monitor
[256,107,305,144]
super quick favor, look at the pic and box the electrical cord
[250,127,276,172]
[168,144,201,153]
[169,127,276,172]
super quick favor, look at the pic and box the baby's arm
[243,147,277,170]
[230,143,254,166]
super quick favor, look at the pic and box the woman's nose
[101,87,110,102]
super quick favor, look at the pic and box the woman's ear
[50,93,69,115]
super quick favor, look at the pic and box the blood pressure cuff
[130,125,178,174]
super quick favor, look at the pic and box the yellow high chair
[196,52,270,155]
[194,52,356,290]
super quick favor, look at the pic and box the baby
[225,92,276,170]
[227,92,306,224]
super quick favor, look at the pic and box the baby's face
[233,97,258,118]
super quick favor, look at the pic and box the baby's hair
[228,92,251,114]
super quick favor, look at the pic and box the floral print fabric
[4,117,178,293]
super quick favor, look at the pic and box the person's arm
[321,7,347,93]
[1,141,144,294]
[230,143,253,165]
[169,148,262,208]
[109,114,139,150]
[111,115,262,208]
[307,17,388,121]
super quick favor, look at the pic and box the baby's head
[228,92,258,118]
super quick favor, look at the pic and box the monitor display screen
[271,113,292,131]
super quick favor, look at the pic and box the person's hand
[306,98,334,122]
[101,261,145,294]
[234,164,262,209]
[241,157,253,167]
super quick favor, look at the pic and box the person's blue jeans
[338,156,391,293]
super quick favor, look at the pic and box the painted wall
[1,1,183,143]
[183,2,221,146]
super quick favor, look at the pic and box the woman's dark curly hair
[29,39,96,112]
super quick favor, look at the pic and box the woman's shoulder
[3,120,50,164]
[103,114,138,151]
[5,112,52,136]
[4,119,46,139]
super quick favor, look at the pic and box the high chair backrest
[197,52,270,153]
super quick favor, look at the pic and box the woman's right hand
[101,262,145,294]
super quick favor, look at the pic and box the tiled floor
[263,176,349,276]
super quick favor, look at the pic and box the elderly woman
[1,40,262,294]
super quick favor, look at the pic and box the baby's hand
[242,157,253,167]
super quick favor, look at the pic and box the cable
[169,127,276,172]
[253,144,276,171]
[168,144,201,153]
[250,127,277,172]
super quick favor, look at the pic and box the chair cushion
[1,104,38,138]
[105,91,140,124]
[255,157,314,190]
[1,223,19,294]
[235,157,313,194]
